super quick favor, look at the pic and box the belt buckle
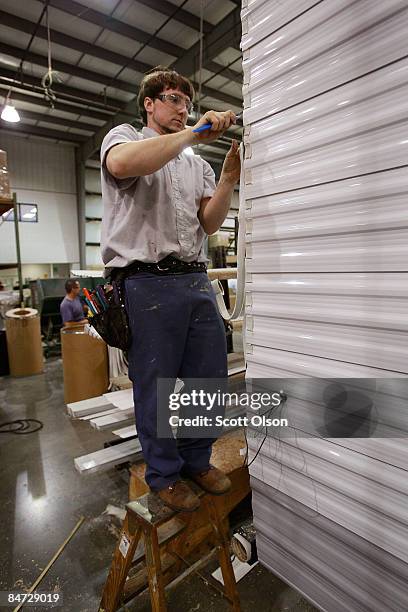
[157,262,170,271]
[157,257,173,271]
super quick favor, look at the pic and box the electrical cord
[243,392,287,468]
[0,419,43,434]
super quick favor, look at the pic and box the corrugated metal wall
[0,132,79,264]
[242,0,408,610]
[0,132,76,194]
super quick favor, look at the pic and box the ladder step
[123,554,176,601]
[131,517,186,567]
[126,482,205,527]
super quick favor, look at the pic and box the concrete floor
[0,358,317,612]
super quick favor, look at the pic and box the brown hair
[65,279,79,293]
[137,66,195,125]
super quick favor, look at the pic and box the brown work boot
[188,465,231,495]
[157,481,200,512]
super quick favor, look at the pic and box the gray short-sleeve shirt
[100,124,216,272]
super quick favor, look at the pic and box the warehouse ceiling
[0,0,243,170]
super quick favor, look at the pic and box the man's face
[72,282,81,297]
[144,87,191,135]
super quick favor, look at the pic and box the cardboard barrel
[61,327,109,404]
[5,308,44,376]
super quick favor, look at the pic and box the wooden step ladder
[99,433,250,612]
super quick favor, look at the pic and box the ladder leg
[99,513,142,612]
[143,525,167,612]
[204,497,241,611]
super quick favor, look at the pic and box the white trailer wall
[242,1,408,610]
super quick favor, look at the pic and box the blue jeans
[124,272,227,490]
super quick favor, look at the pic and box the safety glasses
[155,93,194,114]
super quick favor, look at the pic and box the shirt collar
[142,126,159,139]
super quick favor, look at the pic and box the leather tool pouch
[87,281,131,351]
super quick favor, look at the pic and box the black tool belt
[110,255,207,282]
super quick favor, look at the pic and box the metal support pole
[12,193,24,306]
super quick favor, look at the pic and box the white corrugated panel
[242,0,408,609]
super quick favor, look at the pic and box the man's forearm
[199,178,236,235]
[107,129,195,179]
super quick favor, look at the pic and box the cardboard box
[61,328,109,404]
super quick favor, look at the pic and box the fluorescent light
[22,212,36,219]
[1,104,20,123]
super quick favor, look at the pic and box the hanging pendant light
[1,91,20,123]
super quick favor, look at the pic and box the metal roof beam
[135,0,213,34]
[0,42,137,95]
[0,66,127,111]
[0,123,86,143]
[0,10,152,75]
[0,79,236,143]
[48,0,241,83]
[48,0,184,60]
[11,109,96,133]
[1,45,241,110]
[0,10,241,108]
[170,8,241,79]
[0,86,114,121]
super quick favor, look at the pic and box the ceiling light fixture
[1,91,20,123]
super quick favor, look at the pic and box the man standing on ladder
[100,66,240,512]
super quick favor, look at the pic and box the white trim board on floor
[67,396,112,418]
[103,388,134,409]
[80,407,125,421]
[74,438,142,474]
[112,424,137,438]
[90,409,135,430]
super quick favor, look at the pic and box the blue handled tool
[192,111,243,133]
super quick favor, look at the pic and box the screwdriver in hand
[192,111,243,133]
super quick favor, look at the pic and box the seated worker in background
[60,279,88,327]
